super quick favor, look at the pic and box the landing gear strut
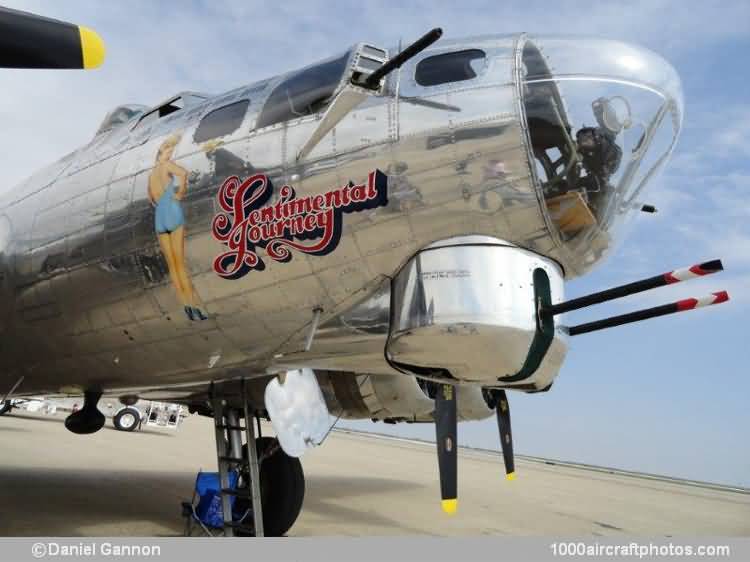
[64,390,105,434]
[210,380,305,537]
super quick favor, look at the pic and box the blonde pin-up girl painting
[148,134,207,321]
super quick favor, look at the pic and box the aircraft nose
[517,35,683,270]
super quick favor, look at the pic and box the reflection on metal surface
[388,237,567,388]
[314,369,436,422]
[0,34,681,402]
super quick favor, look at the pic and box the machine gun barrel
[567,291,729,336]
[364,27,443,89]
[545,259,723,317]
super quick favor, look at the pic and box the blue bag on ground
[194,471,239,528]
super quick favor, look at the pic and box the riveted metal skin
[0,34,682,412]
[387,236,567,388]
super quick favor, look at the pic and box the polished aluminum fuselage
[0,34,610,401]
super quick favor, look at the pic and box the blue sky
[2,1,748,487]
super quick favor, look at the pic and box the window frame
[193,99,250,144]
[132,93,209,131]
[255,50,352,130]
[414,49,487,88]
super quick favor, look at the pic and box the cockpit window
[193,100,249,143]
[133,93,209,130]
[95,104,148,136]
[136,98,183,129]
[256,51,350,129]
[415,49,486,87]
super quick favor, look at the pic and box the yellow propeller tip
[79,26,106,69]
[441,498,458,514]
[506,472,516,481]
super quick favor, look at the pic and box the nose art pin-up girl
[148,134,207,321]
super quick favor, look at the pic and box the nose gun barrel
[545,259,724,316]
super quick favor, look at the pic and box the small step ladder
[210,379,264,537]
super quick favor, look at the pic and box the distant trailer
[0,396,186,433]
[143,401,184,430]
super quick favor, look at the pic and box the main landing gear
[210,381,305,537]
[234,437,305,537]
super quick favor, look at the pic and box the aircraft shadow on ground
[0,467,192,536]
[300,474,433,535]
[0,467,432,536]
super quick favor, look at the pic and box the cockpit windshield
[519,36,683,266]
[132,92,210,130]
[95,104,149,136]
[256,50,351,129]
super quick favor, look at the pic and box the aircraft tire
[113,407,140,432]
[236,436,305,536]
[0,400,11,416]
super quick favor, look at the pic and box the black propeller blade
[434,383,458,514]
[0,7,105,69]
[494,389,515,480]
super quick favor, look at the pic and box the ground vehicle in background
[0,396,185,432]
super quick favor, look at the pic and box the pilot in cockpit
[519,37,682,250]
[526,89,630,237]
[572,97,625,217]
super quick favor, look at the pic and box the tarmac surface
[0,409,748,536]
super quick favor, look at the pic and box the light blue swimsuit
[154,175,185,234]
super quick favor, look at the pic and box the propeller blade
[0,7,105,69]
[495,390,515,480]
[434,383,458,514]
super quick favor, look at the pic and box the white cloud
[1,0,747,189]
[714,112,750,158]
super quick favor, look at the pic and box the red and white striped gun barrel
[568,291,730,336]
[546,259,724,316]
[665,260,724,284]
[676,290,730,311]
